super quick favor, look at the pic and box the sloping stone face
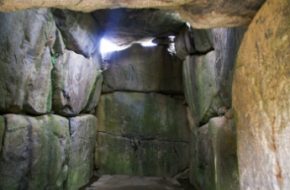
[102,44,182,94]
[96,92,190,176]
[0,9,55,114]
[232,0,290,189]
[0,0,265,28]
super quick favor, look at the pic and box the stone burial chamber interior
[0,0,289,190]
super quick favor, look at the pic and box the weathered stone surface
[211,27,246,109]
[175,27,212,59]
[0,9,55,114]
[67,115,97,190]
[0,0,264,28]
[103,44,182,93]
[190,116,239,190]
[95,133,189,177]
[96,92,189,176]
[183,51,221,124]
[52,10,100,57]
[86,175,183,190]
[232,0,290,189]
[177,0,265,28]
[52,50,103,116]
[0,114,70,190]
[97,92,189,141]
[183,28,246,125]
[0,116,4,152]
[92,8,185,46]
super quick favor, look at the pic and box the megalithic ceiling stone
[0,0,265,28]
[92,8,185,46]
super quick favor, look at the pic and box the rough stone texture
[232,0,290,189]
[0,116,4,152]
[212,27,247,107]
[67,115,97,190]
[0,0,265,28]
[52,50,102,116]
[0,114,70,190]
[102,44,182,94]
[96,92,189,176]
[95,133,189,177]
[97,92,189,141]
[52,10,100,58]
[92,8,185,46]
[183,28,246,125]
[86,175,183,190]
[183,51,221,124]
[177,0,265,28]
[190,116,239,190]
[0,9,55,114]
[175,27,213,60]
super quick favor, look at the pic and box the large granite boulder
[0,9,55,114]
[0,114,70,190]
[0,0,265,28]
[97,92,189,141]
[102,44,182,94]
[67,115,97,190]
[183,28,245,125]
[0,116,4,152]
[190,116,239,190]
[232,0,290,189]
[52,10,100,58]
[183,51,220,124]
[95,133,189,177]
[52,50,103,116]
[96,92,190,176]
[175,27,213,60]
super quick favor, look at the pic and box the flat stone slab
[86,175,184,190]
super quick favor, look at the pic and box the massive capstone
[0,0,265,28]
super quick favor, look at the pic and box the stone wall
[176,26,246,189]
[0,9,102,190]
[233,0,290,189]
[95,44,191,177]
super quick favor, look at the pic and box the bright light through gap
[140,39,156,47]
[100,38,124,55]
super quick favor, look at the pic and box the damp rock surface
[102,44,182,94]
[0,114,70,190]
[67,115,97,190]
